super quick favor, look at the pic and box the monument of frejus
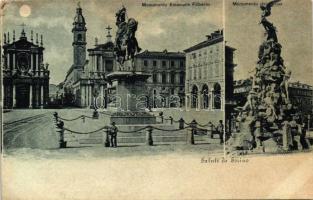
[105,6,156,124]
[228,0,310,152]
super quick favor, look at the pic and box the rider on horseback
[114,6,141,64]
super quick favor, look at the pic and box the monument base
[109,111,156,125]
[105,68,156,125]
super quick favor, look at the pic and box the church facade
[2,28,50,109]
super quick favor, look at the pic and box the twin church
[2,28,50,109]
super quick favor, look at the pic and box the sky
[2,0,223,84]
[225,0,313,85]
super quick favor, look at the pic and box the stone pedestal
[106,69,156,125]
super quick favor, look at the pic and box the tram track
[2,112,53,148]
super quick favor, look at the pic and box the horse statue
[114,6,141,66]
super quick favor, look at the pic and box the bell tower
[72,2,87,68]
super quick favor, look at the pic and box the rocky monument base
[227,0,311,154]
[105,68,156,125]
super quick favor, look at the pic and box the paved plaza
[3,108,224,158]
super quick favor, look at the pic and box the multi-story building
[184,30,224,110]
[233,78,253,107]
[2,28,50,109]
[288,81,313,115]
[135,50,185,108]
[233,79,313,115]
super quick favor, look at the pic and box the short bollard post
[57,120,67,148]
[92,108,99,119]
[169,116,173,125]
[159,112,164,123]
[53,112,59,122]
[192,119,198,135]
[104,128,110,147]
[146,126,153,146]
[207,122,213,138]
[282,121,291,151]
[82,116,85,123]
[187,120,196,145]
[179,118,184,129]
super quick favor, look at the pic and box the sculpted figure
[280,70,291,101]
[260,0,281,42]
[260,0,281,18]
[114,6,141,65]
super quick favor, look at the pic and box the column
[40,85,44,108]
[84,86,87,108]
[85,86,88,107]
[29,85,33,108]
[210,89,214,111]
[101,56,104,72]
[6,53,10,70]
[13,53,16,71]
[185,95,188,110]
[36,54,39,75]
[89,85,92,107]
[92,56,96,72]
[103,57,106,72]
[81,86,85,107]
[30,53,33,71]
[100,85,104,107]
[220,90,224,111]
[13,84,16,108]
[197,92,202,110]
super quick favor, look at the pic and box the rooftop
[136,50,185,59]
[184,30,223,53]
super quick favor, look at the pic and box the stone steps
[62,122,220,146]
[64,131,219,145]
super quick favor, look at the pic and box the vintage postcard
[1,0,313,199]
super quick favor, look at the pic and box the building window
[171,61,175,67]
[153,73,157,83]
[180,72,184,85]
[77,34,82,41]
[162,72,167,84]
[162,60,166,67]
[193,68,196,80]
[153,60,157,67]
[170,72,175,84]
[105,60,113,72]
[180,61,184,68]
[199,68,202,79]
[144,60,148,67]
